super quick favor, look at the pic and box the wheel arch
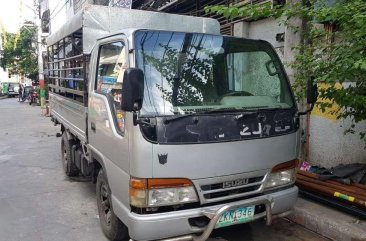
[89,146,108,183]
[60,124,77,142]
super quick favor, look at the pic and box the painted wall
[0,28,21,84]
[0,32,8,82]
[234,18,285,60]
[234,18,366,168]
[310,115,366,168]
[0,69,9,83]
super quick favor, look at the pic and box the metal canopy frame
[46,31,89,106]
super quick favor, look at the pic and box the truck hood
[152,131,298,180]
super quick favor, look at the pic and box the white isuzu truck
[47,5,317,241]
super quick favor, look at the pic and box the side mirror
[299,77,318,115]
[307,77,318,105]
[121,68,144,112]
[265,60,279,76]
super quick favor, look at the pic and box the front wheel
[96,169,129,241]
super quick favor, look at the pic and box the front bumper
[119,186,298,241]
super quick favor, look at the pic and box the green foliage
[207,2,283,20]
[0,25,38,80]
[206,0,366,142]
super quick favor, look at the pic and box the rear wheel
[96,169,129,241]
[61,132,78,177]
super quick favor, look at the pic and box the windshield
[134,30,295,116]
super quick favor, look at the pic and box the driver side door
[88,35,130,207]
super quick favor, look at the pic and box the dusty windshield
[134,30,295,116]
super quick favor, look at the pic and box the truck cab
[47,6,300,241]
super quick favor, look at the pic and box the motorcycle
[21,86,37,105]
[29,89,38,105]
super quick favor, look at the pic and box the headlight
[264,169,296,189]
[148,186,198,206]
[264,160,297,189]
[130,178,198,208]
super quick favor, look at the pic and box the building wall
[309,115,366,168]
[0,31,7,83]
[309,81,366,166]
[234,18,285,60]
[0,28,19,84]
[0,68,9,83]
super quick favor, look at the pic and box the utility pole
[34,0,46,108]
[37,17,45,108]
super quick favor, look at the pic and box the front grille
[203,184,262,199]
[197,175,266,203]
[201,176,264,191]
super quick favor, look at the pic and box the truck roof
[47,5,220,54]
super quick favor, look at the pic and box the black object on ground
[300,189,366,220]
[311,163,366,185]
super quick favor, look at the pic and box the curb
[288,197,366,241]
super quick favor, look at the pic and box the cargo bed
[49,92,87,143]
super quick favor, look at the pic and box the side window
[96,41,128,134]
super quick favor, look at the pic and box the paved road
[0,98,329,241]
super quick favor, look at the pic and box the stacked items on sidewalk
[296,162,366,218]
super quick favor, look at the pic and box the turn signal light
[148,178,193,189]
[130,178,147,189]
[264,159,298,190]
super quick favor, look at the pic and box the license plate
[215,206,255,228]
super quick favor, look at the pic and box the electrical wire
[50,0,66,17]
[50,0,70,20]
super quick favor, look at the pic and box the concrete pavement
[289,197,366,241]
[0,98,104,241]
[0,98,329,241]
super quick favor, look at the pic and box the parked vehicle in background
[8,83,20,98]
[47,5,317,241]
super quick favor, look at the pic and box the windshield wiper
[163,113,197,124]
[163,108,242,124]
[163,107,285,124]
[256,106,282,111]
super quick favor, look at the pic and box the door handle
[91,122,96,132]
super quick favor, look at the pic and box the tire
[61,132,79,177]
[96,169,129,241]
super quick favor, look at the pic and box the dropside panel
[49,92,87,143]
